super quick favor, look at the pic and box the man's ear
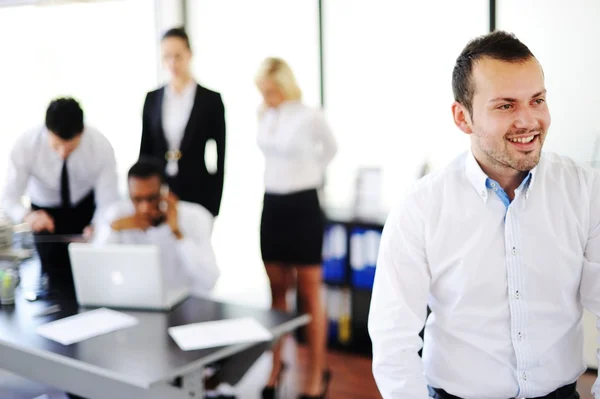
[452,101,473,135]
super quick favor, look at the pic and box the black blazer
[140,84,226,216]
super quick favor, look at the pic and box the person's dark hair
[45,97,84,140]
[452,30,535,116]
[128,157,166,183]
[162,27,191,50]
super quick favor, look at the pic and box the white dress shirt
[1,125,119,224]
[162,81,197,176]
[257,101,337,194]
[368,150,600,399]
[94,200,219,296]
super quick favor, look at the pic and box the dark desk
[0,263,309,398]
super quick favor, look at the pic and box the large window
[0,0,158,195]
[187,0,320,305]
[323,0,488,209]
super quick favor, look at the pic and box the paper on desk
[36,308,138,345]
[168,317,273,351]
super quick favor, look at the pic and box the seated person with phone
[94,157,219,297]
[95,157,257,399]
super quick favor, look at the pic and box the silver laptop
[68,243,189,310]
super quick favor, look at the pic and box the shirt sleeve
[91,202,123,245]
[580,173,600,399]
[92,136,120,225]
[177,206,220,293]
[2,135,32,223]
[368,195,432,399]
[312,110,337,170]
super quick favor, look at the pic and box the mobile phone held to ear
[160,185,169,212]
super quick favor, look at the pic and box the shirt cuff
[7,205,28,225]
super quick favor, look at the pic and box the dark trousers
[31,190,95,300]
[429,382,579,399]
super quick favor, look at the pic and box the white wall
[323,0,489,210]
[186,0,320,305]
[498,0,600,165]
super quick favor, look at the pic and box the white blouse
[257,101,337,194]
[162,81,196,151]
[162,81,197,176]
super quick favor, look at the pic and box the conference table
[0,261,310,398]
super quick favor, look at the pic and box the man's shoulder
[103,200,134,222]
[387,153,466,221]
[408,153,466,197]
[540,152,600,183]
[541,152,592,171]
[179,201,213,222]
[84,125,114,153]
[13,126,44,150]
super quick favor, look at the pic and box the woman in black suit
[140,27,226,218]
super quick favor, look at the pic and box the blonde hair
[255,57,302,101]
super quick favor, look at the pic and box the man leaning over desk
[1,97,119,300]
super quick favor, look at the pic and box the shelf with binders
[317,212,386,356]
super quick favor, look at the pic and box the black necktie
[61,160,71,208]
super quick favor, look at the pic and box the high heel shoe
[298,369,332,399]
[261,361,287,399]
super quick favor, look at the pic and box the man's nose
[139,201,151,213]
[513,107,538,131]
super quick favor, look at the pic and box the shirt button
[512,247,517,255]
[522,372,527,380]
[493,188,498,192]
[491,182,496,187]
[515,291,521,299]
[517,332,523,340]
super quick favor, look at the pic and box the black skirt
[260,189,325,266]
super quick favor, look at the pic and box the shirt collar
[165,80,197,99]
[465,150,491,202]
[464,150,540,203]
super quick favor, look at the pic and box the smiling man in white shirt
[368,31,600,399]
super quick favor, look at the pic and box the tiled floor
[0,338,596,398]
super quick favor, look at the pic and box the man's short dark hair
[162,27,191,50]
[128,157,166,183]
[452,31,535,117]
[45,97,84,140]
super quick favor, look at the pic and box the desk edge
[0,337,151,389]
[148,313,312,387]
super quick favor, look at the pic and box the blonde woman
[256,58,337,399]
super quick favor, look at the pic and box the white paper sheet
[36,308,138,345]
[168,317,273,351]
